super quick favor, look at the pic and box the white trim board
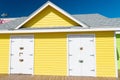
[15,1,88,29]
[0,28,120,34]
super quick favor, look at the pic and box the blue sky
[0,0,120,18]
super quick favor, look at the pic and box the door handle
[79,60,84,63]
[19,59,24,62]
[20,47,24,50]
[19,52,23,56]
[80,47,83,50]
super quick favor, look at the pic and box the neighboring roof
[0,17,27,30]
[108,18,120,27]
[15,1,88,29]
[0,18,17,24]
[72,14,120,28]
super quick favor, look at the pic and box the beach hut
[0,1,118,78]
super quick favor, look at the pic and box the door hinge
[29,68,33,70]
[29,54,33,56]
[90,69,95,71]
[10,67,14,69]
[69,54,72,56]
[68,40,72,42]
[29,40,33,42]
[69,69,72,71]
[11,40,15,43]
[11,54,14,56]
[90,39,94,42]
[90,54,95,56]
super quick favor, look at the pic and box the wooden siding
[0,74,117,80]
[0,34,9,74]
[23,6,79,28]
[34,33,67,75]
[95,32,116,77]
[116,34,120,69]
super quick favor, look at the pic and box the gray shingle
[72,14,120,28]
[0,17,28,30]
[0,13,120,30]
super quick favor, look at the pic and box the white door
[68,34,96,77]
[10,35,34,74]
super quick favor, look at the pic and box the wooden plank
[0,74,117,80]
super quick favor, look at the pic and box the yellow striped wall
[23,6,79,28]
[95,32,116,77]
[0,34,9,74]
[0,31,116,77]
[34,33,67,75]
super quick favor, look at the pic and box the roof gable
[15,1,88,29]
[23,6,80,28]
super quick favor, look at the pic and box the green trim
[117,48,119,60]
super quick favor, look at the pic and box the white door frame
[9,35,34,75]
[67,34,96,77]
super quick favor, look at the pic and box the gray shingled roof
[72,14,120,28]
[0,17,27,30]
[0,13,120,30]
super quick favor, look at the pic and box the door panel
[68,34,96,76]
[10,35,34,74]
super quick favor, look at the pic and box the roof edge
[0,27,119,34]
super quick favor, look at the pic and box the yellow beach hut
[0,1,118,78]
